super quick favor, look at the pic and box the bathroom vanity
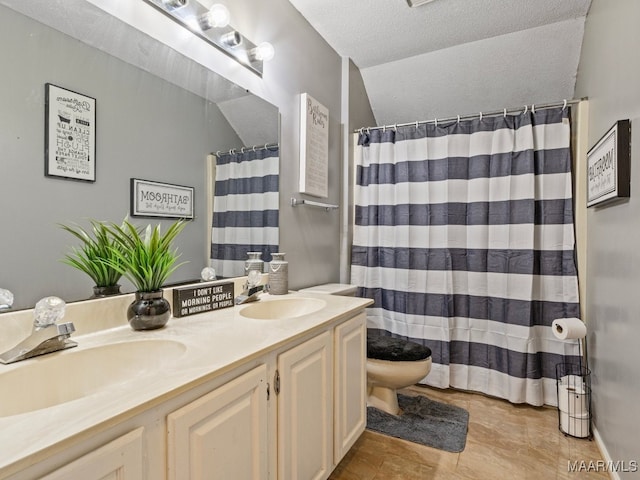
[0,289,373,479]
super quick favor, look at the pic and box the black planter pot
[127,290,171,331]
[91,284,122,298]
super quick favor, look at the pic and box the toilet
[298,283,432,415]
[366,333,431,415]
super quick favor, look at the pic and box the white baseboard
[592,426,620,480]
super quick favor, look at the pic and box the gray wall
[263,0,344,291]
[574,0,640,472]
[0,6,242,309]
[347,60,376,133]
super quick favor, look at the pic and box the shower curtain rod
[214,142,279,156]
[354,97,586,133]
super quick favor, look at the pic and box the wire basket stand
[556,339,591,439]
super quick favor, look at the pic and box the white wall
[574,0,640,473]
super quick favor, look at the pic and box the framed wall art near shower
[130,178,194,219]
[299,93,329,198]
[587,119,631,207]
[44,83,96,182]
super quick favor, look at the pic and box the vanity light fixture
[142,0,274,76]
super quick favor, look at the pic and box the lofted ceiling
[287,0,592,127]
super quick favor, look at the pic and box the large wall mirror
[0,1,279,310]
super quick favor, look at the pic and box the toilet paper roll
[552,318,587,340]
[560,410,590,438]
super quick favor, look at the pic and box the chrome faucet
[0,297,77,364]
[235,284,266,305]
[235,270,266,305]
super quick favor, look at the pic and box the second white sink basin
[0,339,186,417]
[239,298,327,320]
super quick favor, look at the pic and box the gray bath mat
[366,394,469,452]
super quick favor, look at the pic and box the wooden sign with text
[173,282,235,318]
[299,93,329,198]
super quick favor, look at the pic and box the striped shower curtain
[210,146,279,278]
[351,107,581,406]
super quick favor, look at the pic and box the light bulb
[250,42,275,62]
[199,4,230,30]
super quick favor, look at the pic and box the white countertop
[0,291,372,477]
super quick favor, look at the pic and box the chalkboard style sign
[587,119,631,207]
[173,282,234,318]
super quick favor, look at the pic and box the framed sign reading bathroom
[587,119,631,207]
[44,83,96,182]
[130,178,194,219]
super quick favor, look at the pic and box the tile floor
[329,385,608,480]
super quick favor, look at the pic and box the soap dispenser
[269,253,288,295]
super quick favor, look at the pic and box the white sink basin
[0,339,186,417]
[239,298,327,320]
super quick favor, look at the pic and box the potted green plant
[105,218,187,331]
[60,220,126,298]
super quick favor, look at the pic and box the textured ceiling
[287,0,592,126]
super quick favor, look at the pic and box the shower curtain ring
[479,112,483,121]
[531,104,536,114]
[523,105,528,114]
[503,108,507,117]
[434,118,438,127]
[563,99,567,110]
[415,121,419,129]
[457,115,460,123]
[241,147,245,153]
[393,123,397,131]
[253,145,257,152]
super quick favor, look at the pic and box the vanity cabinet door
[333,312,367,464]
[277,330,333,480]
[167,364,269,480]
[40,428,144,480]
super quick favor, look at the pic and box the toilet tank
[297,283,357,297]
